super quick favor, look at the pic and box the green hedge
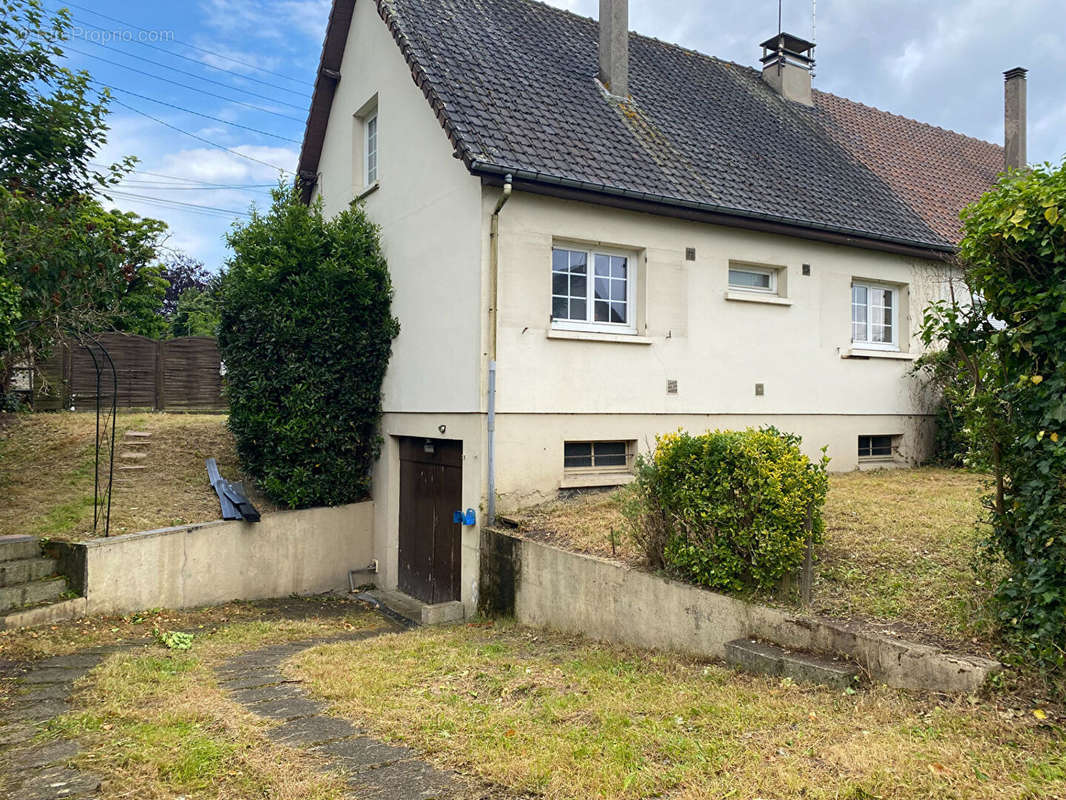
[626,428,829,594]
[218,185,399,508]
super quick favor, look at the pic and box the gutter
[486,175,513,527]
[472,162,955,262]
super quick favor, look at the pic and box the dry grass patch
[514,487,637,563]
[512,468,996,645]
[815,468,998,644]
[7,604,391,799]
[0,596,381,664]
[0,412,274,540]
[43,649,342,799]
[290,621,1066,800]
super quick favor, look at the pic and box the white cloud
[199,0,331,41]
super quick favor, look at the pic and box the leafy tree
[109,263,170,338]
[0,0,168,383]
[160,253,212,319]
[920,160,1066,670]
[0,0,128,197]
[171,280,222,338]
[218,184,399,508]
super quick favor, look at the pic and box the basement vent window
[858,435,896,460]
[564,441,634,473]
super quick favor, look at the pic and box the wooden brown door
[398,438,463,605]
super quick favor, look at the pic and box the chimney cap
[1004,66,1028,80]
[760,32,816,64]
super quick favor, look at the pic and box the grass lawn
[0,598,387,800]
[512,468,997,647]
[291,621,1066,800]
[0,412,273,540]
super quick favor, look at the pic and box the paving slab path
[216,629,505,800]
[0,647,124,799]
[0,608,511,800]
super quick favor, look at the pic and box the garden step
[0,557,57,588]
[0,535,41,562]
[724,639,862,690]
[0,576,69,614]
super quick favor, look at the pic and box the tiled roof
[300,0,1005,252]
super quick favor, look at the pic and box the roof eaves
[469,160,956,257]
[297,0,357,203]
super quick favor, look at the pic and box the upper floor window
[851,282,898,350]
[551,246,636,334]
[729,265,776,293]
[364,111,378,186]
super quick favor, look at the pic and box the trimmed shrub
[218,185,399,508]
[626,428,829,594]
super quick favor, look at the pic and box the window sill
[547,329,652,345]
[724,290,792,306]
[560,471,635,489]
[841,348,916,361]
[356,181,380,201]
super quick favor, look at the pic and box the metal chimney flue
[1004,67,1028,171]
[599,0,629,98]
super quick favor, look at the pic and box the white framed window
[564,441,634,473]
[858,434,897,460]
[364,111,378,186]
[851,281,899,350]
[551,245,637,334]
[729,265,777,293]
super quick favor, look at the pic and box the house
[297,0,1018,613]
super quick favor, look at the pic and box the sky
[57,0,1066,272]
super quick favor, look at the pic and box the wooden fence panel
[69,334,157,411]
[162,337,226,411]
[30,333,225,412]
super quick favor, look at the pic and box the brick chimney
[761,33,816,106]
[1004,67,1028,171]
[599,0,629,98]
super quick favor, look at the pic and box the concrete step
[358,589,465,627]
[724,638,862,690]
[0,535,41,563]
[124,431,152,438]
[0,577,69,614]
[0,557,57,588]
[0,597,86,631]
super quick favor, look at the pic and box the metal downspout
[487,175,513,527]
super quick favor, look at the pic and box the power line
[65,44,309,115]
[62,13,311,99]
[108,98,294,174]
[118,181,274,192]
[61,1,311,87]
[107,190,253,218]
[94,80,302,144]
[91,162,282,188]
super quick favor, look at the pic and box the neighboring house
[297,0,1019,611]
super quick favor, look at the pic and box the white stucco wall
[488,191,949,508]
[312,0,484,416]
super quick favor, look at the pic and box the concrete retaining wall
[481,529,999,694]
[55,503,375,615]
